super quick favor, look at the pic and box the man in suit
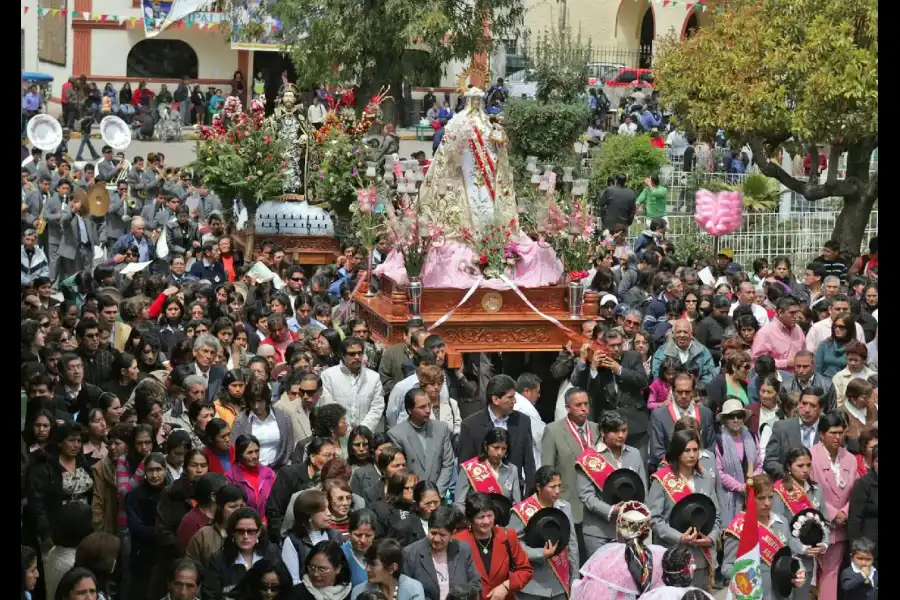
[195,184,223,225]
[597,172,637,230]
[191,334,226,402]
[165,205,201,258]
[41,177,67,281]
[388,388,455,496]
[96,294,132,354]
[103,180,130,259]
[141,194,179,231]
[542,386,599,562]
[58,186,103,280]
[401,506,482,600]
[274,371,320,445]
[763,387,824,479]
[785,351,837,414]
[97,146,119,182]
[648,372,715,474]
[572,328,650,459]
[53,353,104,420]
[458,374,537,494]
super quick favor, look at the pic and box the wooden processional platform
[355,276,600,368]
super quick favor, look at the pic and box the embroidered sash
[774,480,816,515]
[565,418,593,454]
[668,401,701,425]
[651,466,714,574]
[470,127,497,201]
[575,449,617,493]
[512,495,570,597]
[725,512,785,566]
[461,457,503,495]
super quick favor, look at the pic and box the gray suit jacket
[59,204,101,260]
[763,417,821,479]
[578,443,647,543]
[509,499,579,596]
[97,159,118,182]
[24,190,49,228]
[105,191,128,241]
[388,419,455,495]
[197,193,223,222]
[648,466,721,570]
[541,418,600,523]
[722,513,793,600]
[401,538,481,600]
[649,403,716,472]
[43,193,65,246]
[230,405,296,469]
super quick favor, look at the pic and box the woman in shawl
[571,501,667,600]
[714,398,763,531]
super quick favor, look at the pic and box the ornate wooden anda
[232,232,341,266]
[355,276,600,367]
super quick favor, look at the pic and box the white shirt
[194,363,210,380]
[514,392,544,466]
[729,301,770,328]
[249,410,281,466]
[307,103,327,124]
[851,561,877,585]
[618,122,637,136]
[805,317,865,353]
[488,406,509,430]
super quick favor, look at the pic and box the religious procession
[19,1,877,600]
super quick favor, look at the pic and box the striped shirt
[114,456,145,528]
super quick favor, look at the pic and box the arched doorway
[639,9,654,68]
[685,12,700,37]
[126,39,198,79]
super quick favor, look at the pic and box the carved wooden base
[232,232,340,265]
[355,276,600,367]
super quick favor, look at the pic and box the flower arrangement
[190,96,287,217]
[384,194,441,279]
[314,86,391,143]
[349,183,387,250]
[538,193,598,282]
[461,217,521,279]
[312,130,375,216]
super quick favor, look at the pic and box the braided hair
[661,544,695,587]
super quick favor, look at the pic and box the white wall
[22,0,40,73]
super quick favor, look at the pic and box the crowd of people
[20,127,879,600]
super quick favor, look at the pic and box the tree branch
[748,138,861,201]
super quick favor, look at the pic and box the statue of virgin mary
[416,87,518,235]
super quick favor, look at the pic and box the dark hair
[223,507,267,562]
[850,537,877,557]
[234,434,260,464]
[661,544,694,587]
[193,472,228,505]
[22,545,37,597]
[292,489,329,537]
[429,505,459,531]
[54,567,98,600]
[486,374,516,406]
[365,538,404,579]
[74,533,120,593]
[385,468,416,505]
[53,501,94,548]
[818,411,847,434]
[305,541,350,586]
[305,437,338,466]
[232,558,292,599]
[478,427,510,461]
[346,425,374,467]
[311,404,346,438]
[214,484,248,525]
[447,583,481,600]
[169,557,203,586]
[413,480,441,511]
[534,465,562,489]
[349,508,377,532]
[376,445,405,473]
[404,387,428,414]
[203,418,231,451]
[666,429,701,468]
[782,446,817,491]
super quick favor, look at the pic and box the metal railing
[626,211,878,269]
[505,45,655,78]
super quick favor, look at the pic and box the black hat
[489,494,512,527]
[602,469,646,505]
[668,493,716,536]
[790,508,827,547]
[523,507,571,557]
[771,546,802,598]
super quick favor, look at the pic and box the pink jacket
[226,463,276,517]
[648,379,672,411]
[810,442,857,544]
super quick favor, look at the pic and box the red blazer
[203,445,236,475]
[454,526,534,600]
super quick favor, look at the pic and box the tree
[654,0,877,254]
[268,0,526,113]
[528,13,592,104]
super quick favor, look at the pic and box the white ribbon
[428,277,484,330]
[498,274,570,330]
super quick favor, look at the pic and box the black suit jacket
[457,409,536,494]
[763,417,821,479]
[598,185,637,228]
[573,350,650,434]
[350,463,384,506]
[191,363,226,402]
[847,469,878,553]
[52,382,103,420]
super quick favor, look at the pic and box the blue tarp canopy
[22,72,54,82]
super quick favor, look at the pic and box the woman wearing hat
[571,500,667,600]
[648,430,721,591]
[715,398,763,530]
[772,448,830,600]
[722,474,809,599]
[577,411,647,556]
[510,466,578,600]
[455,428,521,511]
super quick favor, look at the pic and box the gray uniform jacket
[401,538,481,600]
[43,193,64,247]
[197,193,223,223]
[541,419,600,524]
[127,167,148,198]
[648,403,716,473]
[388,419,456,496]
[97,159,118,182]
[24,190,50,228]
[509,499,579,597]
[577,443,647,553]
[59,204,102,260]
[454,460,521,510]
[764,418,822,480]
[141,203,174,230]
[105,191,128,241]
[648,466,721,572]
[771,483,830,600]
[722,513,795,600]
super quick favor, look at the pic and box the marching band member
[97,145,119,181]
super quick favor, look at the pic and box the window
[615,70,638,83]
[639,72,655,84]
[38,0,66,65]
[126,39,199,79]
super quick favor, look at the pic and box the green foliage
[311,131,376,217]
[589,134,668,195]
[504,99,590,163]
[740,174,780,212]
[268,0,525,106]
[528,13,592,104]
[190,112,287,217]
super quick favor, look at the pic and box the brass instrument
[113,158,132,185]
[74,186,91,217]
[164,167,181,181]
[34,191,50,236]
[87,184,111,217]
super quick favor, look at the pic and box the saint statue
[417,87,518,235]
[272,83,311,200]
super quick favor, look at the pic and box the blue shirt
[639,111,661,131]
[23,92,40,111]
[135,236,150,262]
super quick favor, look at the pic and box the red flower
[479,255,488,265]
[264,136,272,143]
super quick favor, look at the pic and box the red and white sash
[461,457,503,495]
[565,418,593,454]
[668,401,701,424]
[773,480,816,516]
[651,465,714,574]
[575,449,617,492]
[725,512,785,566]
[513,495,571,597]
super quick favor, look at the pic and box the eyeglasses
[345,350,364,357]
[726,414,745,421]
[307,564,333,574]
[234,527,259,536]
[291,276,305,282]
[352,441,368,447]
